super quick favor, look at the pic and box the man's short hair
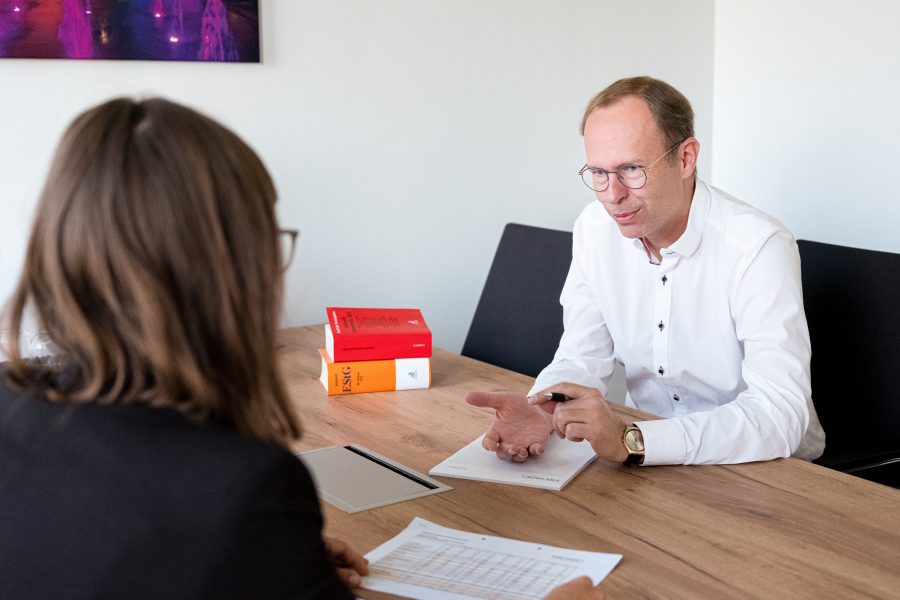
[580,76,695,156]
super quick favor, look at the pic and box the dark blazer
[0,375,353,599]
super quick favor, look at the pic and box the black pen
[543,392,572,402]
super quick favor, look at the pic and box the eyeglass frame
[578,138,686,193]
[280,228,299,271]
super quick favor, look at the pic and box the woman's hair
[2,97,300,446]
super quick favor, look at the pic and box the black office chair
[798,240,900,488]
[461,223,572,378]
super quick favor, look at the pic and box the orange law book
[318,348,431,396]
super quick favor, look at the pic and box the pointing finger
[465,391,505,409]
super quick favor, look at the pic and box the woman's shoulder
[1,371,310,501]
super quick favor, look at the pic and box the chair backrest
[798,239,900,472]
[461,223,572,377]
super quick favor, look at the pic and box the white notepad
[429,434,597,491]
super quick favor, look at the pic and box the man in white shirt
[467,76,825,466]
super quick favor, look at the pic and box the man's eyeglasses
[280,228,299,271]
[579,139,685,193]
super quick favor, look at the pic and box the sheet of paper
[362,517,622,600]
[429,434,597,491]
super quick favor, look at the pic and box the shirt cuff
[528,371,610,398]
[634,419,686,466]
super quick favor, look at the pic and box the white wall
[712,1,900,252]
[0,0,714,353]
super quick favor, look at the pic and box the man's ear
[680,137,700,179]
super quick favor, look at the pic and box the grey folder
[299,445,452,513]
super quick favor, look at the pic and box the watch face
[624,429,644,452]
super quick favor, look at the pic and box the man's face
[582,96,693,249]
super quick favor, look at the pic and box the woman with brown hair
[0,97,604,600]
[0,97,366,598]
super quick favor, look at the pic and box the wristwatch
[622,424,645,466]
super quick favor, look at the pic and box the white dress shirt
[530,180,825,465]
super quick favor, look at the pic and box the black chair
[798,240,900,488]
[462,223,572,378]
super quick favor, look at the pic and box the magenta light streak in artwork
[199,0,236,61]
[168,0,184,46]
[59,0,94,59]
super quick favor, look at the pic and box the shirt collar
[630,178,711,260]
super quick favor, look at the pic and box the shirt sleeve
[638,229,819,465]
[529,218,617,397]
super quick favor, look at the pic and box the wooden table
[279,326,900,599]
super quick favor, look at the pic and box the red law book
[325,307,432,362]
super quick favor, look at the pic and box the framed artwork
[0,0,260,62]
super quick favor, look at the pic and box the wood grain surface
[279,326,900,599]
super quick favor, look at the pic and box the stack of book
[319,307,432,395]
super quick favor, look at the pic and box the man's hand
[465,391,553,462]
[529,383,628,463]
[543,576,605,599]
[323,536,369,588]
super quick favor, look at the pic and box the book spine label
[394,357,431,391]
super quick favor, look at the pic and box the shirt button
[661,275,668,285]
[658,366,665,376]
[674,394,680,402]
[658,320,665,331]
